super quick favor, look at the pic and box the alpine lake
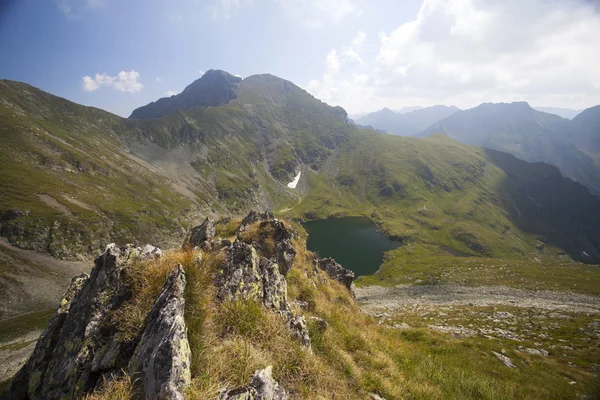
[302,216,401,277]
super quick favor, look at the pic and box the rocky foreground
[1,211,354,400]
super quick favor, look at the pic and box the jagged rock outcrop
[215,242,264,303]
[239,211,275,231]
[261,258,289,311]
[220,366,288,400]
[237,211,298,276]
[1,244,190,400]
[184,217,216,250]
[316,258,355,291]
[141,244,164,259]
[128,265,191,400]
[214,240,310,349]
[284,313,311,348]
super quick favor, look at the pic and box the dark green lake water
[303,216,401,277]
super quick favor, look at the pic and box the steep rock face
[214,242,265,303]
[220,366,288,400]
[128,265,191,400]
[213,212,310,349]
[1,244,191,400]
[184,217,216,250]
[317,258,355,291]
[237,211,298,276]
[130,69,242,119]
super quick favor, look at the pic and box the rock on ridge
[214,240,310,349]
[1,243,190,400]
[184,217,216,250]
[220,366,288,400]
[128,264,191,400]
[236,210,298,276]
[238,210,275,231]
[316,257,355,291]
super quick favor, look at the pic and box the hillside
[356,105,459,136]
[2,76,600,264]
[2,73,600,330]
[418,102,600,195]
[285,132,600,264]
[2,214,599,399]
[0,74,350,258]
[569,105,600,159]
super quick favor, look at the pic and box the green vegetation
[357,243,600,294]
[2,76,599,264]
[89,225,599,399]
[285,132,600,263]
[0,309,55,343]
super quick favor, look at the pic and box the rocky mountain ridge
[1,211,354,399]
[129,70,242,119]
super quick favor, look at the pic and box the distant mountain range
[355,105,460,136]
[533,106,582,119]
[1,73,599,269]
[418,101,600,195]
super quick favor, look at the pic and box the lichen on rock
[316,257,355,291]
[128,264,191,400]
[0,243,191,400]
[220,365,288,400]
[184,217,216,250]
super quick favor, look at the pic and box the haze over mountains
[356,101,600,196]
[418,102,600,196]
[355,105,460,136]
[2,68,600,399]
[1,70,600,268]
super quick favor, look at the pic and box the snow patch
[582,251,589,257]
[287,171,301,189]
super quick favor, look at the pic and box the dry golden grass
[83,374,134,400]
[237,220,285,258]
[214,217,243,239]
[92,219,600,400]
[114,250,196,342]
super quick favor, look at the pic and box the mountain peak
[129,69,242,119]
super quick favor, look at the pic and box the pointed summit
[129,69,242,119]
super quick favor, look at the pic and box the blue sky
[1,0,599,117]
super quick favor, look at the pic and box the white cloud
[155,77,162,82]
[81,70,144,93]
[81,76,99,92]
[166,90,178,96]
[306,0,600,113]
[234,74,242,78]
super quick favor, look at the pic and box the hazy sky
[1,0,599,117]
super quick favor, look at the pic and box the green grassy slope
[285,132,600,263]
[1,76,599,266]
[418,102,600,195]
[0,80,197,257]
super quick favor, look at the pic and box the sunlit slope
[288,132,600,263]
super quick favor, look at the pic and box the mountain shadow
[485,148,600,263]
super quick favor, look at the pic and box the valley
[0,70,599,399]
